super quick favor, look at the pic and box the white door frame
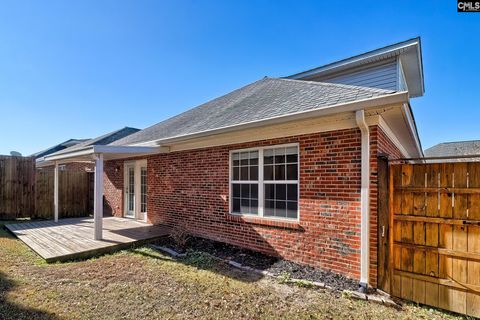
[123,160,148,221]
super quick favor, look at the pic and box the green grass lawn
[0,220,465,320]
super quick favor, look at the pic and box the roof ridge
[272,77,396,94]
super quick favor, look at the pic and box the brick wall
[103,125,405,282]
[158,128,362,278]
[104,160,124,217]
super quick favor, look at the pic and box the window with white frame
[230,144,299,219]
[140,166,147,213]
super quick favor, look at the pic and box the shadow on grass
[0,271,57,320]
[132,247,265,283]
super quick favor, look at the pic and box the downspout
[355,110,370,292]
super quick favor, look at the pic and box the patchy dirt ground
[0,221,464,320]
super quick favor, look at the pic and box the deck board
[5,217,170,262]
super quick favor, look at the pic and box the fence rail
[0,155,93,220]
[0,156,35,219]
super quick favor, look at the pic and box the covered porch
[5,217,171,262]
[41,144,167,241]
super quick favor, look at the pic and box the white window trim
[229,143,300,222]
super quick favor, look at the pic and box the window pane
[233,184,240,197]
[287,201,298,218]
[287,184,298,201]
[286,146,297,155]
[264,149,274,164]
[275,201,287,217]
[240,152,249,165]
[250,200,258,214]
[250,165,258,180]
[275,184,286,200]
[241,184,250,198]
[274,164,285,180]
[286,147,298,163]
[274,148,286,164]
[251,184,258,199]
[241,199,250,213]
[286,164,298,180]
[233,167,239,180]
[264,165,274,180]
[233,198,240,212]
[249,151,258,165]
[286,154,297,163]
[141,167,147,213]
[265,184,274,200]
[232,153,240,166]
[265,200,275,216]
[240,166,249,180]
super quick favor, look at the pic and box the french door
[124,160,147,221]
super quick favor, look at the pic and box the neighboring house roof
[287,37,424,98]
[111,77,396,147]
[31,139,89,159]
[425,140,480,158]
[46,127,140,158]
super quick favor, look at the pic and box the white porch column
[93,153,104,240]
[54,162,59,222]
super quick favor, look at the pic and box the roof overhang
[42,145,166,165]
[132,91,419,153]
[287,37,425,98]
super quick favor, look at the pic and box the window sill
[226,214,303,230]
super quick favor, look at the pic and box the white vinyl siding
[311,59,399,91]
[398,59,409,92]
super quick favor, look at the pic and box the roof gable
[47,127,140,158]
[287,37,424,98]
[32,138,89,158]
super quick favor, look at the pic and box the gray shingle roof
[112,77,395,146]
[31,138,89,158]
[425,140,480,158]
[48,127,140,157]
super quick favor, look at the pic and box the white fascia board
[44,147,95,162]
[288,38,420,80]
[401,103,424,158]
[92,145,163,154]
[132,91,409,148]
[44,146,164,163]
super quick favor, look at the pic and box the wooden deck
[5,217,171,262]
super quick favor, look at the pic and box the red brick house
[43,38,424,290]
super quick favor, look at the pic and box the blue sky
[1,0,479,155]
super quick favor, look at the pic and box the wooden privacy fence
[35,170,94,219]
[390,162,480,317]
[0,155,93,220]
[0,156,35,219]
